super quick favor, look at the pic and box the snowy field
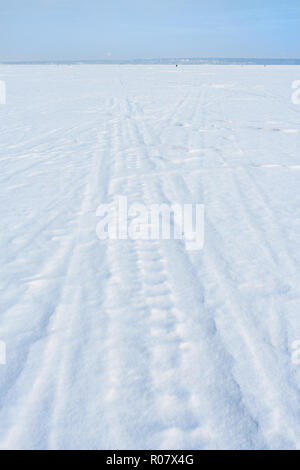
[0,64,300,450]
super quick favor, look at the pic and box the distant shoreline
[1,58,300,65]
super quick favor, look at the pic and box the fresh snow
[0,65,299,450]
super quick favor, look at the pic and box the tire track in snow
[199,84,300,449]
[102,80,262,449]
[0,99,112,449]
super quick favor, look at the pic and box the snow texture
[0,65,299,450]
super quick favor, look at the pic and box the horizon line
[1,57,300,65]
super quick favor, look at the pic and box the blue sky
[1,0,300,60]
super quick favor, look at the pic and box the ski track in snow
[0,65,299,450]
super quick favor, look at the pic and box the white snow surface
[0,65,300,450]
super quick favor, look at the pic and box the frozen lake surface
[0,65,299,449]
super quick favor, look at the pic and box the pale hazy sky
[1,0,300,61]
